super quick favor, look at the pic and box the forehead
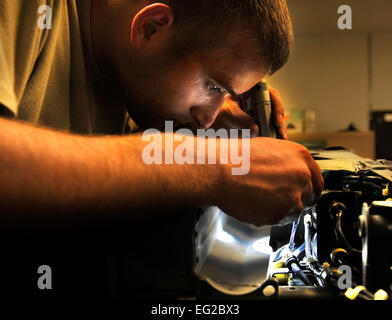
[193,27,269,94]
[199,53,267,97]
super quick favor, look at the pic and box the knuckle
[301,165,312,180]
[319,176,325,190]
[294,193,304,212]
[288,192,302,209]
[295,164,312,186]
[285,198,303,218]
[250,124,259,137]
[298,145,311,159]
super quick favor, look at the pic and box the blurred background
[268,0,392,160]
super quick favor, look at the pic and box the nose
[190,100,223,129]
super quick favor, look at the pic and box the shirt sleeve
[0,0,48,116]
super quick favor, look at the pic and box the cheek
[167,76,211,110]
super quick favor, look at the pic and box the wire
[304,213,314,260]
[336,210,362,254]
[309,262,327,287]
[287,256,316,286]
[288,212,302,251]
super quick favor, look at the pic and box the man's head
[92,0,293,130]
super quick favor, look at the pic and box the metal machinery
[194,148,392,300]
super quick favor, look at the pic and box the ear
[130,3,174,49]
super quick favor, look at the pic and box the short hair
[166,0,294,75]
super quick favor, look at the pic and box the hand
[211,86,288,139]
[210,96,260,137]
[215,137,324,226]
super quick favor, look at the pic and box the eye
[207,82,223,95]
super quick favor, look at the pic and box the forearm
[0,118,217,223]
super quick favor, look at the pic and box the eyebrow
[210,77,238,97]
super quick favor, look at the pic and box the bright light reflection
[215,228,236,243]
[215,217,236,243]
[252,237,273,255]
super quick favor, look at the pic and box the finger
[307,157,324,204]
[269,88,285,125]
[276,114,288,140]
[269,88,287,140]
[288,195,305,217]
[301,178,314,208]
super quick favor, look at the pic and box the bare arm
[0,117,218,225]
[0,117,323,227]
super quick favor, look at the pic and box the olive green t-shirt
[0,0,134,134]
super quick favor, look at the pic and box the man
[0,0,323,227]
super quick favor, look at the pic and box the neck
[91,1,111,77]
[91,0,140,79]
